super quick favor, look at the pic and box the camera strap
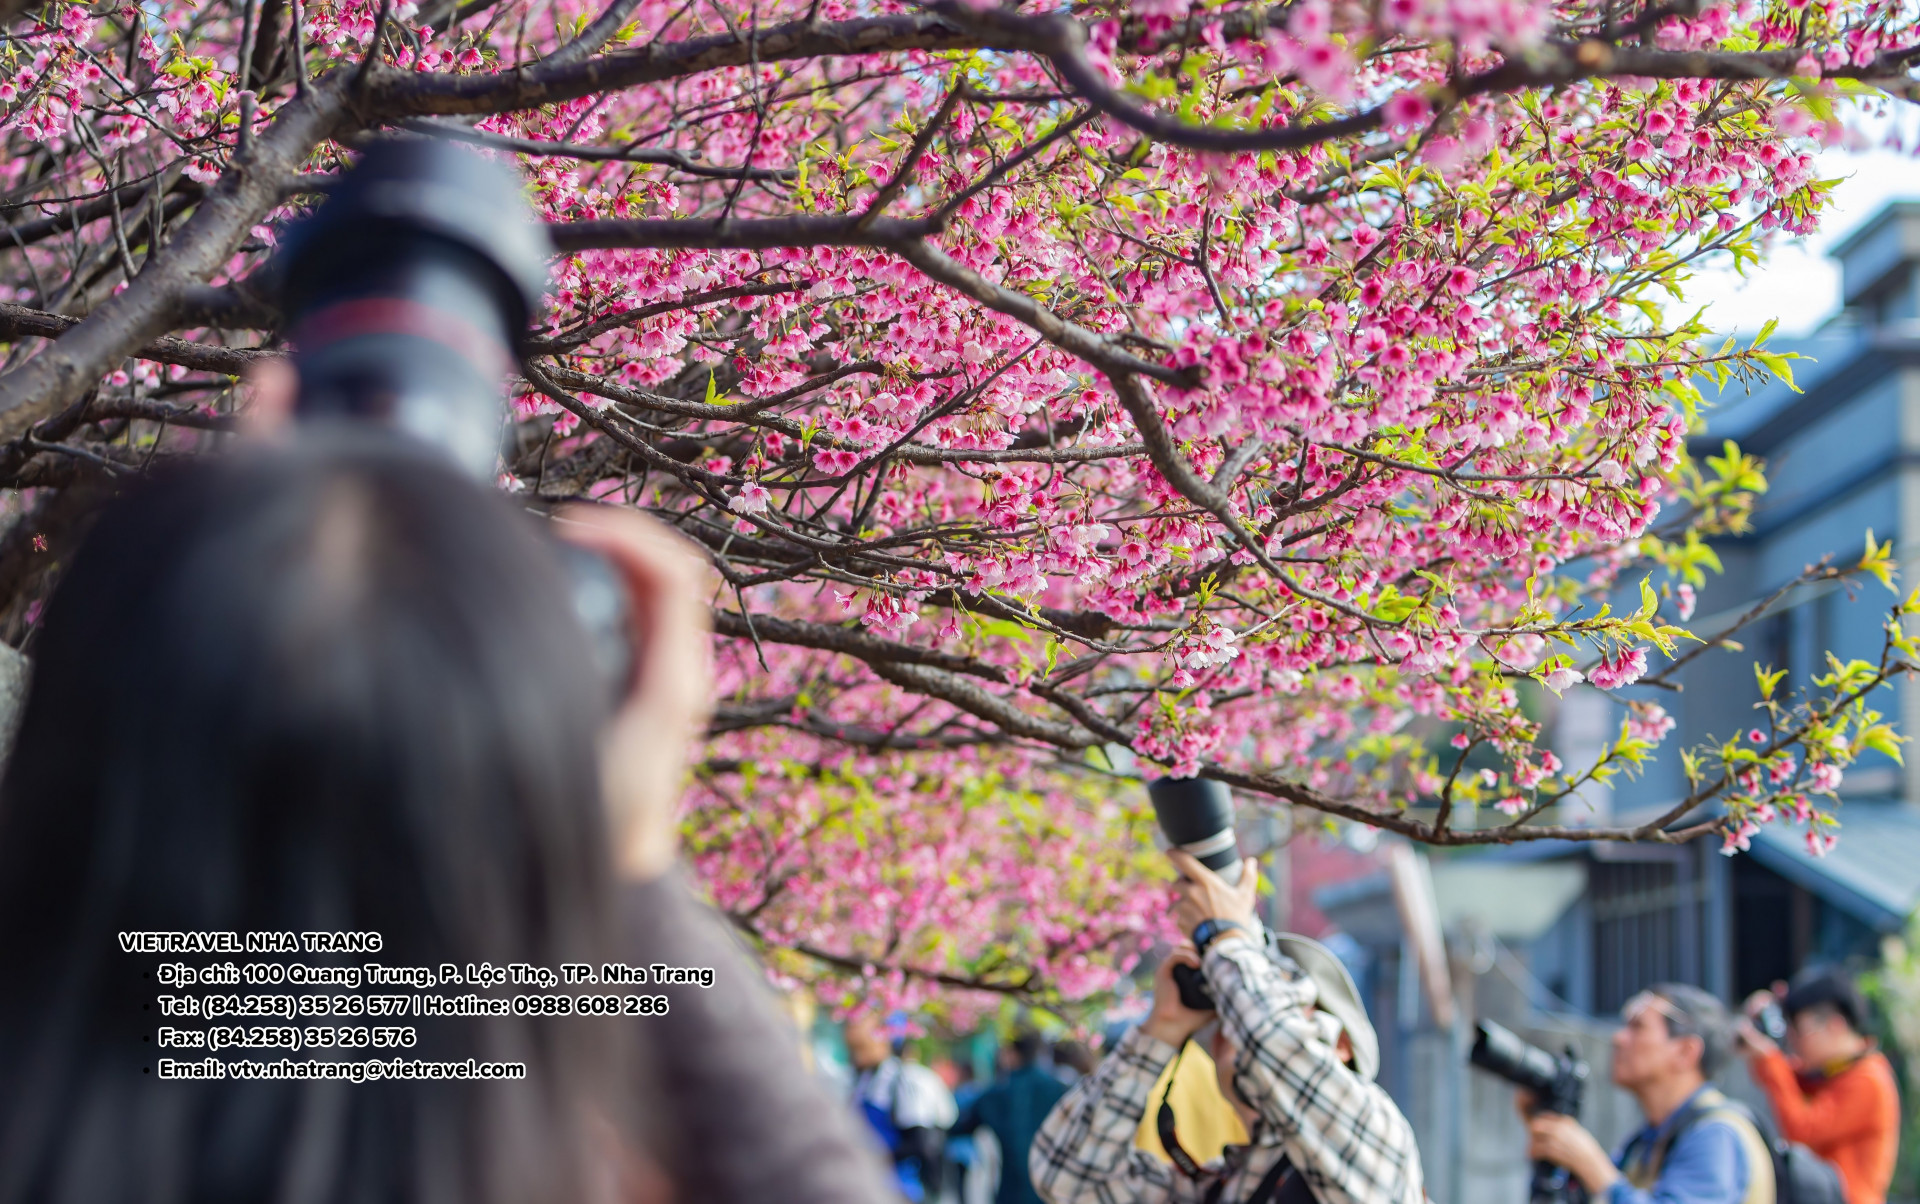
[1157,1043,1207,1178]
[1160,1043,1305,1204]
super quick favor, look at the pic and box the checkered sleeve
[1028,1025,1195,1204]
[1205,939,1425,1204]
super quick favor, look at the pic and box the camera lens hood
[1148,777,1242,881]
[276,137,552,346]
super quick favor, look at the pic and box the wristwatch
[1191,917,1251,956]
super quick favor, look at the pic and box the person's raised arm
[559,506,897,1204]
[1744,1041,1885,1147]
[1028,949,1210,1204]
[1170,851,1423,1204]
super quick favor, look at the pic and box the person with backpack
[1028,850,1424,1204]
[1737,969,1900,1204]
[1524,983,1847,1204]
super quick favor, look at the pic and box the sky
[1663,111,1920,337]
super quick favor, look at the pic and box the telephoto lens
[274,138,552,479]
[273,139,634,703]
[1149,778,1243,1011]
[1149,778,1243,885]
[1469,1020,1590,1203]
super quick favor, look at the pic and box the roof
[1828,201,1920,306]
[1747,802,1920,932]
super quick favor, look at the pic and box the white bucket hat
[1272,933,1380,1083]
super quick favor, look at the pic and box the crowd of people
[826,926,1908,1204]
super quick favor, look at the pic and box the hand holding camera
[1471,1020,1592,1203]
[1150,777,1257,1012]
[556,504,713,882]
[1521,1109,1615,1199]
[1735,985,1788,1058]
[1143,943,1215,1048]
[1169,850,1260,944]
[262,139,712,882]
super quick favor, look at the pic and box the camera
[1470,1020,1590,1203]
[1149,777,1244,1012]
[273,139,633,702]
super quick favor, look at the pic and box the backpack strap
[1656,1090,1776,1204]
[1199,1153,1295,1204]
[1242,1155,1295,1204]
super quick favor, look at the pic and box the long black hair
[0,435,636,1203]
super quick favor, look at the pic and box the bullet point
[142,1004,149,1011]
[142,972,149,980]
[142,1067,149,1074]
[142,1035,148,1042]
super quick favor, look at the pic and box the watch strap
[1192,918,1249,956]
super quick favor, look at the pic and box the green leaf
[1859,529,1897,591]
[1861,727,1905,765]
[1754,350,1802,393]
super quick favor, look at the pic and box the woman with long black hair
[0,433,892,1203]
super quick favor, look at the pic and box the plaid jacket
[1029,938,1424,1204]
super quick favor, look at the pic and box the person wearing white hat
[1029,850,1424,1204]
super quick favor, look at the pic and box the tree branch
[0,73,347,441]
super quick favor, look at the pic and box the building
[1312,200,1920,1202]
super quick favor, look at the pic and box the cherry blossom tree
[4,0,1919,1008]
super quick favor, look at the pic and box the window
[1590,854,1706,1013]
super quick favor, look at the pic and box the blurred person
[1052,1040,1098,1083]
[0,437,896,1204]
[1737,969,1899,1204]
[849,1012,960,1201]
[0,440,647,1204]
[1524,984,1776,1204]
[947,1061,985,1204]
[954,1028,1070,1204]
[1031,851,1422,1204]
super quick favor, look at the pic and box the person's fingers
[1168,942,1201,967]
[554,504,709,613]
[1170,849,1228,891]
[1236,861,1261,906]
[553,504,712,711]
[1172,901,1204,936]
[240,356,299,437]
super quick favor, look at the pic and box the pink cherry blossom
[0,0,1900,1010]
[1589,647,1649,690]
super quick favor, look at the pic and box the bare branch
[0,73,346,441]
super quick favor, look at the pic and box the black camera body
[1470,1020,1590,1203]
[274,140,633,703]
[1149,777,1244,1012]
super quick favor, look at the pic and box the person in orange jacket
[1735,968,1900,1204]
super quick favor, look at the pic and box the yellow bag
[1135,1042,1249,1163]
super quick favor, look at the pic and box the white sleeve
[896,1062,959,1128]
